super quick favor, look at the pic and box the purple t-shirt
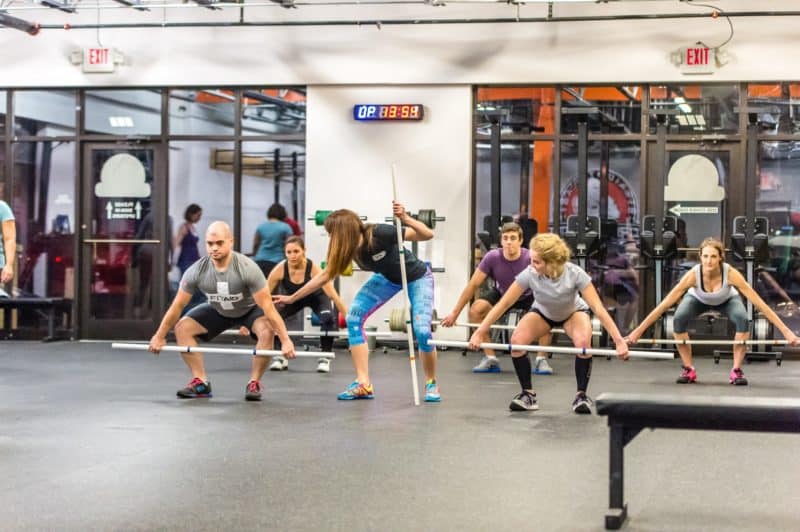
[477,248,532,296]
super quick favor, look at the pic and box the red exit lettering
[88,48,109,65]
[686,47,709,66]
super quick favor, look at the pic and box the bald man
[149,221,295,401]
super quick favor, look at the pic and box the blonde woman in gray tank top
[468,233,629,414]
[627,237,799,385]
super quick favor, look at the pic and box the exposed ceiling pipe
[22,10,800,31]
[0,11,41,34]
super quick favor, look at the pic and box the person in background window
[284,212,303,237]
[252,203,293,277]
[174,204,203,276]
[0,198,16,289]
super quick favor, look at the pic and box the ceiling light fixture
[39,0,77,13]
[110,0,150,11]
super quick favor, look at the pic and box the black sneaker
[176,377,212,398]
[572,392,593,414]
[509,391,539,411]
[245,380,263,401]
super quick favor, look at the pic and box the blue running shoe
[337,380,374,400]
[533,356,553,375]
[472,356,501,373]
[424,380,441,402]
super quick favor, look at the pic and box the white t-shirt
[514,261,591,322]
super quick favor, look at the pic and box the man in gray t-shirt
[440,222,553,374]
[149,221,295,401]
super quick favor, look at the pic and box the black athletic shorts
[531,307,591,329]
[481,287,533,311]
[184,303,265,342]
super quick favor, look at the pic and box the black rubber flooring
[1,340,799,531]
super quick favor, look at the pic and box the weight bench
[596,393,800,529]
[0,297,72,341]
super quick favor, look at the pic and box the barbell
[428,340,672,360]
[633,338,793,346]
[112,342,336,358]
[309,209,444,229]
[220,328,391,339]
[384,308,601,338]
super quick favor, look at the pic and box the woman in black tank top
[265,236,347,373]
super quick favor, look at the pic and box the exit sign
[83,47,115,73]
[678,46,716,74]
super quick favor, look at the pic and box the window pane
[169,89,235,136]
[9,141,75,336]
[747,83,800,135]
[559,141,642,334]
[561,86,642,134]
[85,89,162,135]
[14,90,76,135]
[649,84,739,134]
[242,88,306,135]
[240,141,306,257]
[0,90,6,134]
[756,140,800,319]
[168,140,234,291]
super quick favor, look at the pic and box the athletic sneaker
[176,377,212,399]
[316,358,332,373]
[509,391,538,411]
[424,380,441,402]
[533,356,554,375]
[729,368,748,386]
[337,381,375,400]
[676,366,697,384]
[572,392,593,414]
[245,380,262,401]
[472,356,501,373]
[269,356,288,371]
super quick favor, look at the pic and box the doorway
[79,143,168,339]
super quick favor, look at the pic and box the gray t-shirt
[180,252,266,318]
[514,261,592,322]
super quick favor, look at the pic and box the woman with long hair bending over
[468,233,628,414]
[272,202,440,402]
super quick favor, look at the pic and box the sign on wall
[671,45,717,75]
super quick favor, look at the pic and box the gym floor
[2,340,799,532]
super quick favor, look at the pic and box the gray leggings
[672,294,750,334]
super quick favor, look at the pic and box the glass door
[80,143,168,339]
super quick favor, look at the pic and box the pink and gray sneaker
[729,368,748,386]
[676,366,697,384]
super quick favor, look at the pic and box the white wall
[306,86,471,339]
[2,3,800,86]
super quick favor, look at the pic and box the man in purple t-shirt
[441,222,553,373]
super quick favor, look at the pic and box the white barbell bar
[435,320,601,336]
[220,329,391,338]
[429,340,672,360]
[112,342,335,358]
[634,338,792,346]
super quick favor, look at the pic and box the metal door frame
[78,141,168,339]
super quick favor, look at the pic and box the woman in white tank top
[627,237,798,385]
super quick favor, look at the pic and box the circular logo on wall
[560,168,639,225]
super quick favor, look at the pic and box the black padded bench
[596,393,800,530]
[0,297,72,341]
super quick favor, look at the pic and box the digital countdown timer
[353,104,424,121]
